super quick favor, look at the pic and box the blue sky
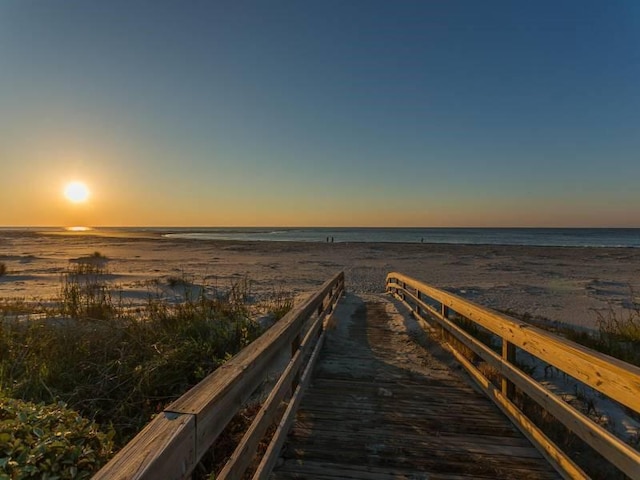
[1,1,639,226]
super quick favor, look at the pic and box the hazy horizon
[2,1,639,228]
[3,225,639,230]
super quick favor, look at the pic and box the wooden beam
[409,296,640,479]
[387,272,640,414]
[93,412,195,480]
[390,276,640,479]
[502,339,516,399]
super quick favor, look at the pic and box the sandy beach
[1,229,639,329]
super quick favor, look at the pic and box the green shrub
[0,396,114,479]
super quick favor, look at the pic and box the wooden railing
[95,271,345,480]
[386,272,640,480]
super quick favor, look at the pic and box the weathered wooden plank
[274,460,556,480]
[93,413,195,480]
[293,414,521,437]
[288,424,532,447]
[279,442,557,478]
[274,459,544,480]
[286,427,546,459]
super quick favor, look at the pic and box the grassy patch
[500,306,640,368]
[262,288,295,322]
[0,262,279,450]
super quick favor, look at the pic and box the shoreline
[2,230,639,330]
[2,226,639,248]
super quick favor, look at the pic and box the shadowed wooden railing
[94,271,345,480]
[386,272,640,480]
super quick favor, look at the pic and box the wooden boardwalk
[270,294,561,480]
[96,273,640,479]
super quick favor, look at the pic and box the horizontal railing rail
[386,272,640,480]
[95,271,345,480]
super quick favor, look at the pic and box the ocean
[3,226,637,248]
[156,227,640,248]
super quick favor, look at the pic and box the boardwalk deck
[270,294,561,480]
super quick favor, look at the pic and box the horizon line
[2,225,640,230]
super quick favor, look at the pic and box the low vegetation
[0,258,293,478]
[0,396,114,479]
[501,305,640,367]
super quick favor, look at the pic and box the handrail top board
[386,271,640,414]
[169,271,344,416]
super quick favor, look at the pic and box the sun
[63,181,90,203]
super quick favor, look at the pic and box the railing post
[291,333,301,392]
[415,290,421,316]
[502,340,516,399]
[440,303,450,342]
[440,303,449,320]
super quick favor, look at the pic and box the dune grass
[501,305,640,368]
[0,260,291,461]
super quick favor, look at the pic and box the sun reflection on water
[65,226,93,232]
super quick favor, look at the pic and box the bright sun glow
[63,181,90,203]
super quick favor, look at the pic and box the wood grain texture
[387,272,640,479]
[387,272,640,414]
[92,412,195,480]
[268,297,560,480]
[411,290,640,478]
